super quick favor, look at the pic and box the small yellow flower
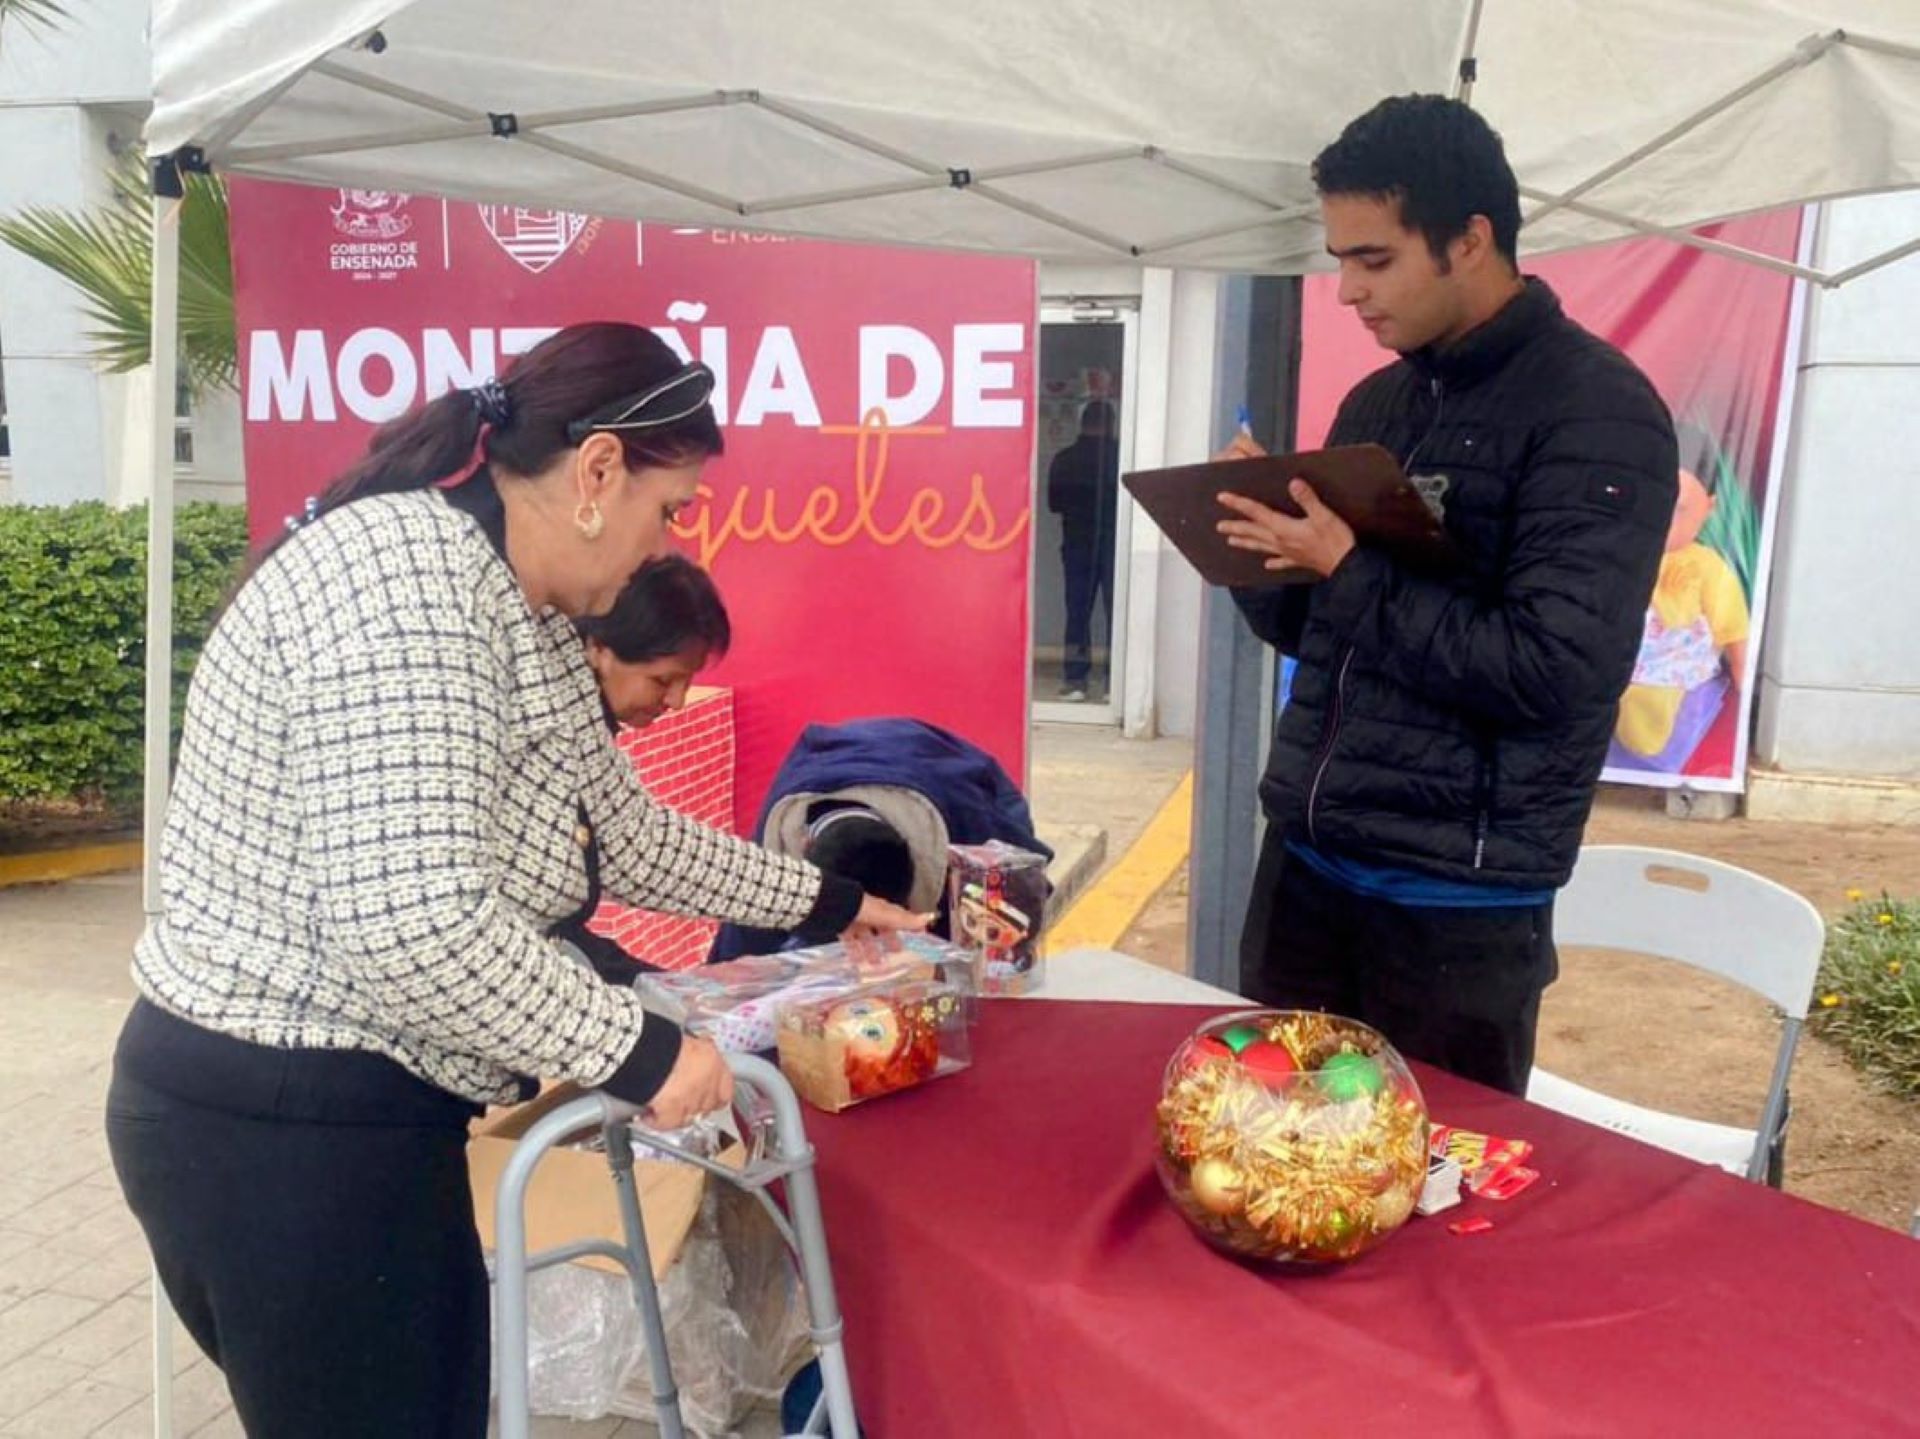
[1819,993,1843,1008]
[1877,913,1895,927]
[1846,887,1865,902]
[1888,961,1904,977]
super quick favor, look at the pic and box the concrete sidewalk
[0,722,1190,1436]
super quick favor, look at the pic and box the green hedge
[0,501,249,805]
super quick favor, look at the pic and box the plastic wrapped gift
[637,936,975,1053]
[637,955,840,1055]
[776,976,970,1113]
[796,932,981,1003]
[1155,1010,1429,1265]
[946,840,1051,995]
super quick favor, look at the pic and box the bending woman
[558,551,735,982]
[106,323,921,1437]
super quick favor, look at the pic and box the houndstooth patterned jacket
[134,491,838,1104]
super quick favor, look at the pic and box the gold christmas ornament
[1187,1157,1248,1216]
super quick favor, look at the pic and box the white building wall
[1149,271,1220,740]
[0,0,244,507]
[1754,194,1920,780]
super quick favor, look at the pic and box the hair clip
[284,495,321,534]
[469,379,513,429]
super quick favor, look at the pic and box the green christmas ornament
[1308,1208,1360,1260]
[1317,1051,1385,1102]
[1218,1024,1265,1055]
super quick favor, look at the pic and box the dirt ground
[1120,787,1920,1233]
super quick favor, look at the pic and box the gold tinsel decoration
[1155,1011,1428,1264]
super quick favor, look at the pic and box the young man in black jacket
[1217,95,1676,1094]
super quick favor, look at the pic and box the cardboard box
[468,1082,742,1281]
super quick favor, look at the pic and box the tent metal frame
[188,25,1920,284]
[218,63,1319,264]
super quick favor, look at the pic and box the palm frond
[0,204,150,371]
[0,0,72,46]
[0,155,235,393]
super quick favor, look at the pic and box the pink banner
[227,181,1038,828]
[1300,211,1805,791]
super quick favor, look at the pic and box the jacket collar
[444,464,507,559]
[1406,276,1560,388]
[441,466,597,734]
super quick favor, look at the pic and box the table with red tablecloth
[806,997,1920,1438]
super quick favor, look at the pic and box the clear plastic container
[946,840,1050,995]
[776,975,971,1113]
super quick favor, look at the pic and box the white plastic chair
[1526,845,1823,1185]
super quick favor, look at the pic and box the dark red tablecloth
[806,999,1920,1438]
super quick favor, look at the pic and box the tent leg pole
[142,156,185,1439]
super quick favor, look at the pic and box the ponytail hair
[248,322,722,571]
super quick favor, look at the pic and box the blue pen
[1235,403,1253,438]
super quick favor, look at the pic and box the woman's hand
[841,895,935,968]
[852,894,934,935]
[643,1034,733,1129]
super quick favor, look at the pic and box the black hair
[1674,420,1725,495]
[576,553,731,663]
[252,322,721,571]
[805,807,915,908]
[1312,94,1522,267]
[1080,399,1116,433]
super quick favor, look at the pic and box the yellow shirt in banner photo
[1616,543,1750,757]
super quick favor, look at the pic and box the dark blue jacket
[709,718,1048,961]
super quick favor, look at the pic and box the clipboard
[1123,443,1463,587]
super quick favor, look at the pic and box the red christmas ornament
[1237,1039,1299,1085]
[1181,1036,1234,1073]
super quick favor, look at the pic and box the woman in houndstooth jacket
[105,323,925,1437]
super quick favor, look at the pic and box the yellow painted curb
[1045,772,1193,954]
[0,841,143,889]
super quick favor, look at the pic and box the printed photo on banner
[1296,208,1806,795]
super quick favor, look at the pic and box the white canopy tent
[137,0,1920,879]
[140,0,1920,930]
[134,4,1920,1425]
[149,1,1920,280]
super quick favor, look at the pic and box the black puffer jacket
[1234,280,1675,889]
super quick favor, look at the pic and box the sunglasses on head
[565,362,717,445]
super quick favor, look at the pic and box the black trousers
[105,1001,490,1438]
[1060,519,1113,688]
[1237,831,1558,1095]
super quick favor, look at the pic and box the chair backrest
[1555,845,1824,1018]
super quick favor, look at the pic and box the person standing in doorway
[1047,398,1119,701]
[1216,95,1675,1095]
